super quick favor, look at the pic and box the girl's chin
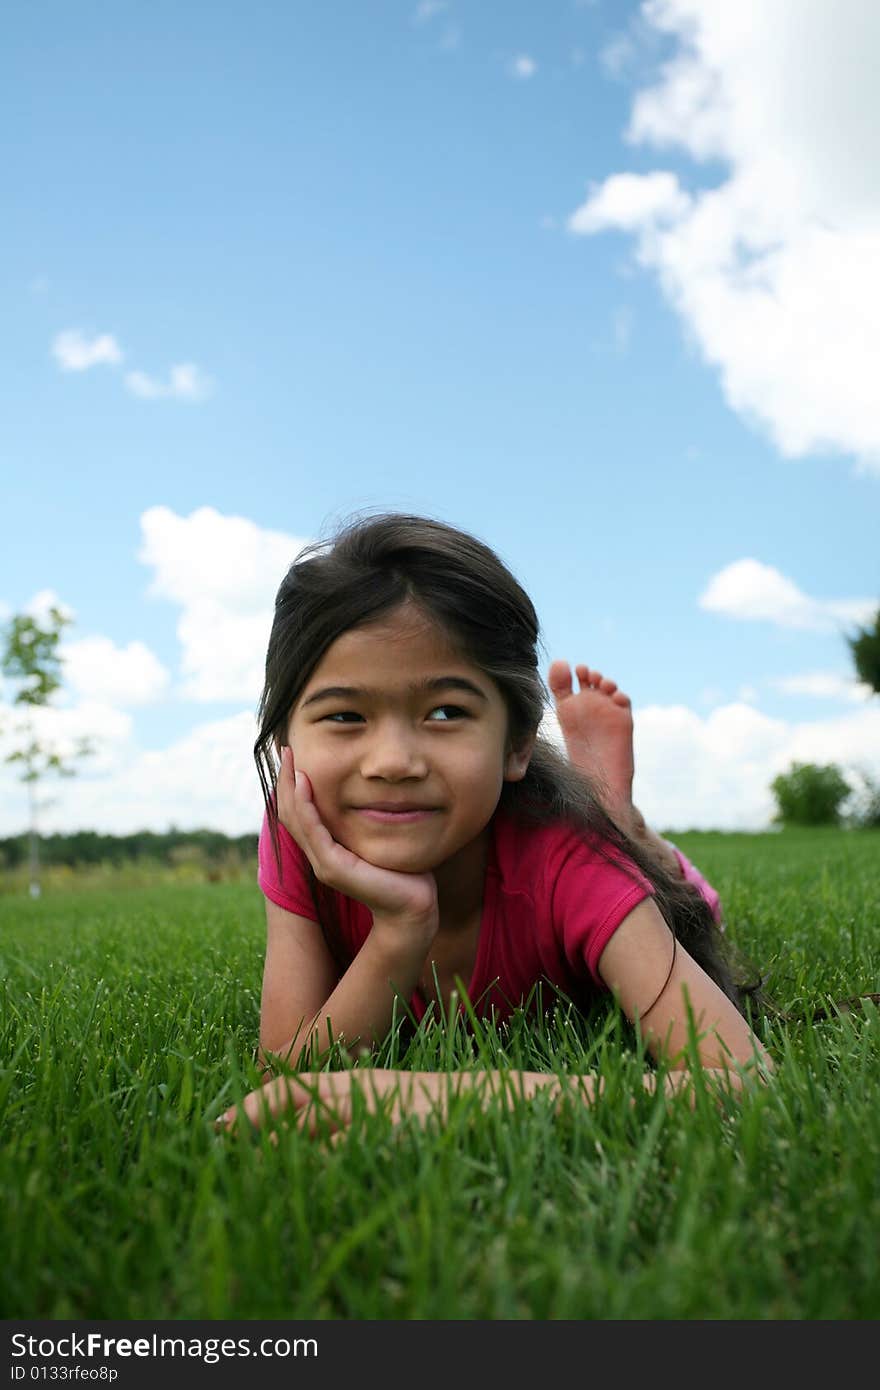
[341,837,437,873]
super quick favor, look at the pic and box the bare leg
[547,661,684,881]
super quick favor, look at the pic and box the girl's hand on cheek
[276,746,440,931]
[275,741,305,847]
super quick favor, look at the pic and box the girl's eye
[427,705,468,721]
[321,705,469,724]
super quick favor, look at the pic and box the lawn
[2,827,879,1320]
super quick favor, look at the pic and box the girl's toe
[547,660,573,697]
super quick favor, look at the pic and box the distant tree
[770,761,852,827]
[0,606,94,896]
[847,606,880,694]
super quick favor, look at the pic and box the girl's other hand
[215,1069,444,1138]
[276,745,440,929]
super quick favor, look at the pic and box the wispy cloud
[412,0,447,22]
[52,329,123,372]
[600,33,637,78]
[412,0,458,49]
[51,328,212,403]
[768,672,874,703]
[124,363,213,403]
[509,54,537,80]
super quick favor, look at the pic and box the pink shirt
[667,842,723,927]
[257,803,656,1025]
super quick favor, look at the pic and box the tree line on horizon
[0,826,259,874]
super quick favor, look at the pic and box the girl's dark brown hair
[255,508,760,1015]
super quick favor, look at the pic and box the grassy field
[2,827,879,1320]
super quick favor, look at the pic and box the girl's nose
[359,724,429,779]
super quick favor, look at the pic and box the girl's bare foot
[547,662,636,825]
[548,661,685,881]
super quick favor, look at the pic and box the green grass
[2,828,879,1320]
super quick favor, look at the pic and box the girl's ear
[504,731,537,783]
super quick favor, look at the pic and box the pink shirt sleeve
[257,807,319,919]
[549,834,655,988]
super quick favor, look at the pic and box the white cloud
[634,701,788,830]
[569,170,690,233]
[106,711,261,835]
[782,705,880,785]
[52,330,123,372]
[568,0,880,474]
[138,506,312,703]
[699,559,876,631]
[124,363,213,402]
[0,708,260,837]
[768,672,874,704]
[61,636,170,707]
[509,55,537,80]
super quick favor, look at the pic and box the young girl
[218,511,771,1135]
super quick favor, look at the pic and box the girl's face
[285,603,534,876]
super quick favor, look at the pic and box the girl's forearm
[369,1068,599,1117]
[260,918,434,1068]
[347,1062,770,1117]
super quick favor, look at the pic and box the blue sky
[2,0,878,836]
